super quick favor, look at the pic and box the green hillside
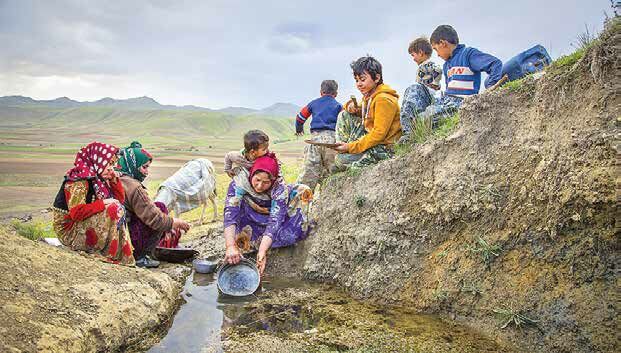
[0,105,297,149]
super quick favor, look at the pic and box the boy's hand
[331,142,349,153]
[346,103,361,116]
[225,170,235,178]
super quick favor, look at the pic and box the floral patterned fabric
[53,180,135,266]
[223,180,312,248]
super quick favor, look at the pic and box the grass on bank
[466,235,502,268]
[493,307,539,330]
[11,219,55,241]
[394,112,460,156]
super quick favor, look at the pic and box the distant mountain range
[0,95,301,117]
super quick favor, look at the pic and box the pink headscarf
[249,153,279,183]
[66,142,119,199]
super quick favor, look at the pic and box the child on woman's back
[224,130,270,178]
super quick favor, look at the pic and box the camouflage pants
[334,111,393,171]
[400,84,462,140]
[400,83,434,135]
[296,130,337,190]
[420,94,463,122]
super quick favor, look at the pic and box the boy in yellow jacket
[332,56,401,170]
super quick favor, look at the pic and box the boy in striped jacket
[400,25,502,143]
[295,80,342,190]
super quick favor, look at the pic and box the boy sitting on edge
[332,56,401,170]
[224,129,270,178]
[399,37,443,143]
[400,25,502,143]
[295,80,342,191]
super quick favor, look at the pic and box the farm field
[0,126,305,220]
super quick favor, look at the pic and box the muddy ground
[221,281,514,353]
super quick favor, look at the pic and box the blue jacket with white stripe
[444,44,503,97]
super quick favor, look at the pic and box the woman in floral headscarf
[117,142,190,268]
[223,153,313,275]
[52,142,134,265]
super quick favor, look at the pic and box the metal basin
[216,258,260,297]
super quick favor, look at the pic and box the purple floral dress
[223,180,312,248]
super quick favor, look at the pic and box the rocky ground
[0,228,186,353]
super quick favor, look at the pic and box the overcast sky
[0,0,614,109]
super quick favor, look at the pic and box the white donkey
[155,158,217,224]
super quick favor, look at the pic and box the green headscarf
[117,141,152,182]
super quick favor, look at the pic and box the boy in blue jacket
[400,25,502,142]
[295,80,342,190]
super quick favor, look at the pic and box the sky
[0,0,615,109]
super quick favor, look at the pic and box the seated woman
[117,142,190,268]
[223,153,312,274]
[52,142,134,265]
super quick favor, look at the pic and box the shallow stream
[147,270,511,352]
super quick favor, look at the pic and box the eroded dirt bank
[0,229,184,353]
[296,21,620,353]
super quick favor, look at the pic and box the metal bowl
[216,258,260,297]
[193,259,218,274]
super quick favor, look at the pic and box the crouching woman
[223,154,312,275]
[117,142,190,268]
[52,142,134,265]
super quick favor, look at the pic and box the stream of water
[147,270,511,352]
[147,271,245,353]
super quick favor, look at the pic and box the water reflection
[147,271,255,353]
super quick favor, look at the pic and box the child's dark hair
[350,56,383,84]
[244,130,269,151]
[408,37,433,56]
[430,25,459,45]
[320,80,338,96]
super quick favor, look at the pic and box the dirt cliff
[296,19,620,353]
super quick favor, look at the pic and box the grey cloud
[0,0,613,108]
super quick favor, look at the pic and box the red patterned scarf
[66,142,119,199]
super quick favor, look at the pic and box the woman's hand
[224,245,242,265]
[256,250,267,276]
[256,235,273,276]
[331,142,349,154]
[103,198,120,206]
[172,217,190,232]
